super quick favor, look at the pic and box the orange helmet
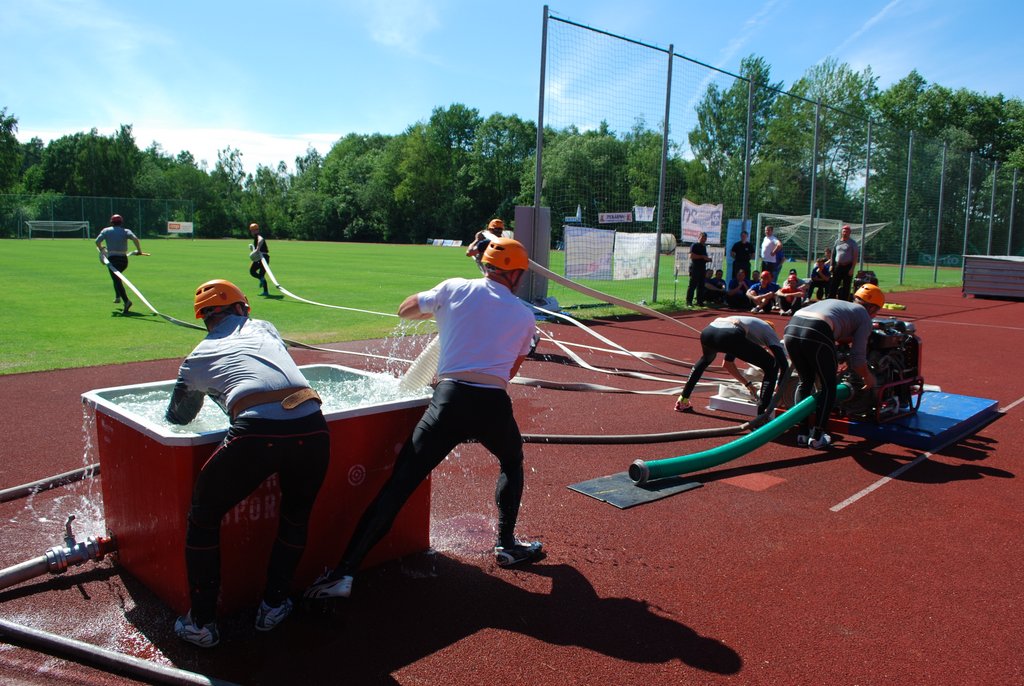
[487,218,505,231]
[194,279,249,318]
[481,236,528,271]
[249,223,259,231]
[854,283,885,308]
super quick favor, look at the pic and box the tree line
[2,54,1022,252]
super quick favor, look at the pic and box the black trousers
[686,270,706,306]
[783,318,837,433]
[682,325,780,414]
[249,255,268,286]
[830,263,855,300]
[185,412,330,625]
[106,255,129,301]
[335,380,525,576]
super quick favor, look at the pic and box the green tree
[244,162,291,238]
[468,113,536,228]
[201,147,247,236]
[688,56,781,218]
[394,104,482,242]
[0,107,22,191]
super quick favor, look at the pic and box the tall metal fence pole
[860,121,871,270]
[532,5,549,302]
[741,77,754,231]
[652,44,674,303]
[899,131,914,284]
[986,161,999,255]
[806,101,821,274]
[961,152,975,278]
[932,141,947,282]
[1008,168,1018,255]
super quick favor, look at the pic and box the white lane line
[830,454,930,512]
[830,395,1023,512]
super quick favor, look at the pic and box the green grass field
[0,238,964,375]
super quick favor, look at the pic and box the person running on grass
[248,222,270,296]
[305,237,542,602]
[166,279,329,648]
[95,213,144,314]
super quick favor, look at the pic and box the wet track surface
[2,288,1023,685]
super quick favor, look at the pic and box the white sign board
[633,206,655,222]
[564,225,614,280]
[599,212,633,224]
[613,233,657,280]
[681,199,723,243]
[167,221,194,235]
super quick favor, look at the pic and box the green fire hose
[628,383,853,485]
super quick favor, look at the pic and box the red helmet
[110,214,123,225]
[194,279,249,318]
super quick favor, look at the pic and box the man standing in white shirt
[760,225,783,282]
[305,237,543,603]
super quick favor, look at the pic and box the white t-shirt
[761,235,781,264]
[417,277,535,383]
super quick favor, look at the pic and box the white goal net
[26,220,91,239]
[757,213,888,262]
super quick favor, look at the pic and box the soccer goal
[25,220,91,239]
[756,213,888,263]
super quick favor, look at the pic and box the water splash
[105,370,432,435]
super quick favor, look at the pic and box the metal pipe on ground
[629,384,852,484]
[0,618,240,686]
[0,517,117,593]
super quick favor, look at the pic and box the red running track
[1,287,1022,685]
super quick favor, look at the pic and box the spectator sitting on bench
[809,257,830,300]
[777,268,809,314]
[747,270,780,314]
[725,269,753,309]
[704,268,727,305]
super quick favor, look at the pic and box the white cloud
[715,0,783,71]
[342,0,443,51]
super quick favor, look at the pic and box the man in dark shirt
[686,232,711,307]
[729,230,754,280]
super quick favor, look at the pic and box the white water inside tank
[114,371,430,434]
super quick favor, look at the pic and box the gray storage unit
[962,255,1024,299]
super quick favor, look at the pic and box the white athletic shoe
[255,598,293,632]
[174,612,220,648]
[495,541,544,567]
[809,431,832,449]
[303,571,353,599]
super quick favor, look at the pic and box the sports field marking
[830,394,1024,512]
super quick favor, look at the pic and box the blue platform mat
[836,392,999,451]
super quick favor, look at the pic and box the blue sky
[3,0,1021,174]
